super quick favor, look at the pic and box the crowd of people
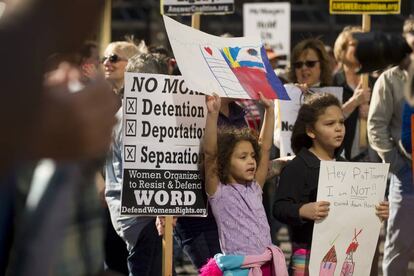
[1,0,414,275]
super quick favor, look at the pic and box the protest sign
[243,2,290,64]
[274,84,343,156]
[121,73,207,216]
[309,161,389,276]
[330,0,400,14]
[163,15,289,101]
[161,0,234,16]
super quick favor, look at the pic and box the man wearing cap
[367,16,414,276]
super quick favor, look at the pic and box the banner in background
[161,0,234,16]
[330,0,400,14]
[243,2,291,66]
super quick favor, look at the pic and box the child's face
[307,105,345,155]
[228,140,257,184]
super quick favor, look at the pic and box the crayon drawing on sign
[163,15,289,100]
[340,229,363,276]
[320,245,338,276]
[201,44,288,100]
[320,232,340,276]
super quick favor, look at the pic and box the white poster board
[121,73,207,216]
[243,2,291,64]
[161,0,234,15]
[163,15,289,101]
[274,84,343,156]
[309,161,389,276]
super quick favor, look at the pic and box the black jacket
[333,70,376,160]
[273,148,345,247]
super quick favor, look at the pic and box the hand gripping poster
[163,15,289,100]
[121,73,207,216]
[309,161,389,276]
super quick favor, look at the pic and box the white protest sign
[163,15,289,101]
[309,161,389,276]
[274,84,343,156]
[121,73,207,216]
[161,0,234,15]
[243,2,291,62]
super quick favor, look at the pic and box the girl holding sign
[201,93,287,275]
[273,93,389,275]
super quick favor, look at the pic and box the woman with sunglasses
[100,40,143,275]
[102,41,144,94]
[273,38,333,156]
[288,38,333,91]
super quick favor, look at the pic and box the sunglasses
[101,54,127,64]
[293,60,319,69]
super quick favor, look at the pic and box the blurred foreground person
[0,0,117,171]
[0,0,118,275]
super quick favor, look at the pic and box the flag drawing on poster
[163,15,289,100]
[201,45,286,99]
[320,244,337,276]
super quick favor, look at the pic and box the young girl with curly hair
[201,93,288,276]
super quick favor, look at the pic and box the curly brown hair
[288,38,333,86]
[216,127,261,184]
[291,93,342,154]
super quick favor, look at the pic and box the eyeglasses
[293,60,319,69]
[101,54,127,64]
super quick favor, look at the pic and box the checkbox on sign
[124,145,136,162]
[126,97,137,114]
[126,119,137,137]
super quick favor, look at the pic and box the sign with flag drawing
[163,15,289,101]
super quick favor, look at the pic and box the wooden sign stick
[162,216,174,276]
[192,14,201,29]
[359,14,371,148]
[162,14,202,276]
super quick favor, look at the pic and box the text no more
[129,76,202,96]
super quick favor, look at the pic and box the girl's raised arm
[204,94,221,196]
[255,92,275,188]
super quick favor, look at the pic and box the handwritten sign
[163,15,289,100]
[309,161,389,276]
[243,2,291,64]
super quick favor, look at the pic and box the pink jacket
[200,245,288,276]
